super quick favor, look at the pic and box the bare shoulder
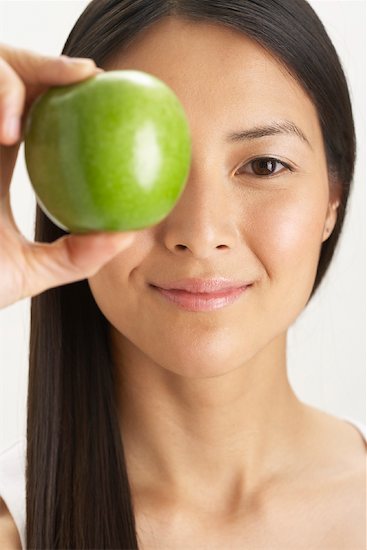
[0,496,22,550]
[328,452,366,549]
[299,405,366,497]
[296,405,366,549]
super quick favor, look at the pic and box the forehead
[106,16,321,146]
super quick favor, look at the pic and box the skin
[88,17,365,548]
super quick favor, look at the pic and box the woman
[0,0,365,548]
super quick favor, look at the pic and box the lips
[150,277,251,294]
[149,281,251,312]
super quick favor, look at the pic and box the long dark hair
[27,1,356,547]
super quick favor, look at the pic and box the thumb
[28,231,136,296]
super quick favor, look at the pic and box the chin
[157,336,252,380]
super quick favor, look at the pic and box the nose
[157,166,240,259]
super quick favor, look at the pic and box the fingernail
[5,115,19,141]
[62,55,96,66]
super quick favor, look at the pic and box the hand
[0,43,136,309]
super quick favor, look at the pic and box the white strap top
[0,436,26,550]
[0,416,366,550]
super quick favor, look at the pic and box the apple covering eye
[24,70,192,233]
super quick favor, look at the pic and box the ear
[322,197,340,242]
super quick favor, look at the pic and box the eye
[236,157,292,177]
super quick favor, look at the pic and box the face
[88,17,340,378]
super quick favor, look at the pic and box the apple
[24,70,191,233]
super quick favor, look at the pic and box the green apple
[24,70,191,232]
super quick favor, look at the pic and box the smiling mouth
[149,284,250,312]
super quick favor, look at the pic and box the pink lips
[150,284,250,312]
[151,277,251,293]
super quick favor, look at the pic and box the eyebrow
[225,120,312,149]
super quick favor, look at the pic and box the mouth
[149,284,251,312]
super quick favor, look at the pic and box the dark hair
[27,1,356,548]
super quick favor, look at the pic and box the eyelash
[235,156,293,178]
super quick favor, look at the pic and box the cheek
[88,269,127,329]
[250,187,326,272]
[87,248,142,326]
[246,183,328,329]
[88,229,154,307]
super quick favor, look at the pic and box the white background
[0,0,365,452]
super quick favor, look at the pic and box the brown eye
[236,157,291,177]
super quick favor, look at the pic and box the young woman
[0,1,365,548]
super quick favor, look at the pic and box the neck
[111,328,306,510]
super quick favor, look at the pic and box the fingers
[0,42,101,87]
[54,232,136,274]
[0,142,21,206]
[0,43,103,146]
[0,43,103,205]
[0,56,25,145]
[20,231,137,301]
